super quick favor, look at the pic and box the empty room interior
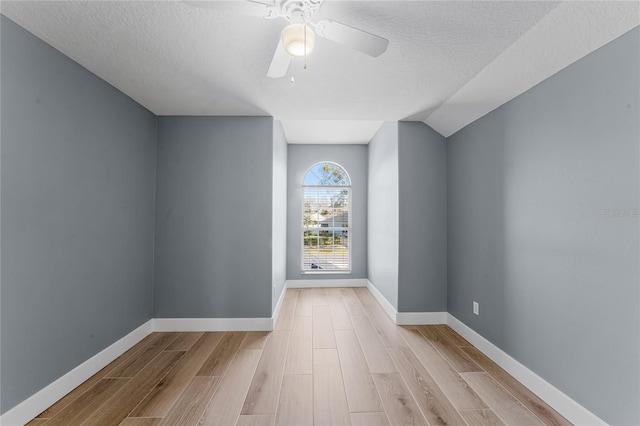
[1,1,639,425]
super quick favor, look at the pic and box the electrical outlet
[473,301,479,315]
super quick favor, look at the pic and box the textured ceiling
[2,1,638,142]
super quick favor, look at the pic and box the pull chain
[303,17,308,70]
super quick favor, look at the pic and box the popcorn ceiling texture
[2,1,638,140]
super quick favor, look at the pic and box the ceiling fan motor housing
[278,0,323,22]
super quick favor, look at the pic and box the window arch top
[303,162,351,186]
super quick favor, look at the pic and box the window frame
[300,162,352,274]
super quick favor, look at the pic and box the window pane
[303,230,350,271]
[302,163,350,186]
[302,162,351,272]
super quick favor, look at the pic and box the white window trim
[301,164,352,274]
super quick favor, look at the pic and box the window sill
[301,270,352,275]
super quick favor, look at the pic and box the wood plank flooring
[28,288,571,426]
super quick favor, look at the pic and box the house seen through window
[302,162,351,272]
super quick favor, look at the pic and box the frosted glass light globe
[282,23,315,57]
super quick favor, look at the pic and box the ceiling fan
[184,0,389,78]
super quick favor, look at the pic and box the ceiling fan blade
[184,0,277,19]
[314,19,389,57]
[267,39,292,78]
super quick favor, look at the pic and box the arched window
[302,162,351,272]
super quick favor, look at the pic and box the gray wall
[367,123,399,308]
[154,116,273,318]
[447,27,639,425]
[272,121,287,310]
[398,122,447,312]
[286,144,368,280]
[1,15,157,414]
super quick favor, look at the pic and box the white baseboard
[271,280,288,328]
[396,311,447,325]
[153,285,288,333]
[1,312,279,424]
[359,288,605,425]
[286,278,368,288]
[365,280,446,325]
[365,280,397,321]
[0,320,153,426]
[152,317,273,332]
[1,296,605,426]
[1,310,280,424]
[446,314,607,426]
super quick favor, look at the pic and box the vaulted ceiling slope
[2,1,638,143]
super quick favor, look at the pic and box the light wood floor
[28,287,571,426]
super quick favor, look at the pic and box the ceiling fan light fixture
[282,23,315,57]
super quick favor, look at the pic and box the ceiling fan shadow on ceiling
[184,0,389,78]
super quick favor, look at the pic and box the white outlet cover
[473,301,480,315]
